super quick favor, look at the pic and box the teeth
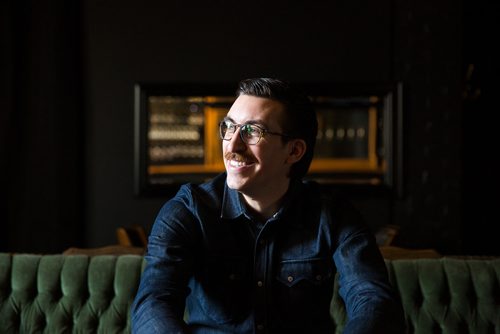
[229,159,248,167]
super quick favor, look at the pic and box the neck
[241,180,290,220]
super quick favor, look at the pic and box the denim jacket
[131,173,405,333]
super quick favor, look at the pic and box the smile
[227,159,254,168]
[224,152,255,169]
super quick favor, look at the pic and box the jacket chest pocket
[193,256,252,324]
[274,257,335,317]
[277,257,333,287]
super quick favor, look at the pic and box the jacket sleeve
[330,199,406,334]
[131,193,198,334]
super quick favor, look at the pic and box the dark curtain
[0,0,83,253]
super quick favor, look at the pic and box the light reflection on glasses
[219,119,291,145]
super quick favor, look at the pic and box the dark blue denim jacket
[132,173,405,333]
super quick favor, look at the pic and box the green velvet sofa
[1,253,499,333]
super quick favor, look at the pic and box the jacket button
[257,280,263,287]
[287,276,294,282]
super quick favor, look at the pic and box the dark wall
[82,0,396,247]
[2,0,496,255]
[1,0,83,253]
[461,2,500,256]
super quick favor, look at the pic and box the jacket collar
[220,181,246,220]
[220,176,303,221]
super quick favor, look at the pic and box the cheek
[259,147,287,166]
[222,141,231,154]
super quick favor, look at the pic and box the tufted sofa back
[330,257,500,334]
[1,253,499,333]
[0,254,144,333]
[391,258,500,334]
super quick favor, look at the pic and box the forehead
[227,95,285,127]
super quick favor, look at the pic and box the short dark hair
[236,78,318,180]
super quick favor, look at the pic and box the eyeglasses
[219,119,291,145]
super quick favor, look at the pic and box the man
[132,78,405,333]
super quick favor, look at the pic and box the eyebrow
[222,116,268,129]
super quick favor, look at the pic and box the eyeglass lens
[220,121,262,144]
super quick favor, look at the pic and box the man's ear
[286,139,306,164]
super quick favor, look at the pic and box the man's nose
[226,128,247,152]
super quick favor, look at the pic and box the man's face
[223,94,292,198]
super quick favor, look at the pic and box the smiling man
[221,94,305,219]
[132,78,405,334]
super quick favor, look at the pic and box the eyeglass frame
[219,118,292,145]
